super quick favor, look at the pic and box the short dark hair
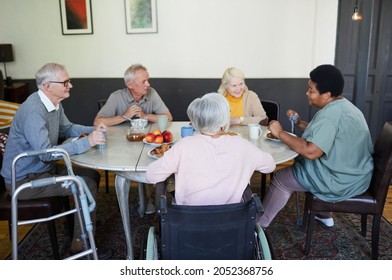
[309,64,344,97]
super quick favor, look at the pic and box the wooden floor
[1,170,392,260]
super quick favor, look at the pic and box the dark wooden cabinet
[4,82,28,103]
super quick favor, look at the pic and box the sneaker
[315,215,334,227]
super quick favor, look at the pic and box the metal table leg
[114,173,133,260]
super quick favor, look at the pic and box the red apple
[154,134,164,144]
[162,130,173,143]
[145,132,156,143]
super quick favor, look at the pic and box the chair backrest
[368,122,392,211]
[0,133,8,191]
[98,99,107,111]
[159,195,260,260]
[261,100,279,122]
[0,70,4,100]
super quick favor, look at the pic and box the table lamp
[0,44,14,86]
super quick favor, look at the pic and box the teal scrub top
[293,98,374,202]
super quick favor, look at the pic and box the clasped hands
[122,105,144,120]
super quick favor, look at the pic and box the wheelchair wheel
[145,227,159,260]
[254,224,272,260]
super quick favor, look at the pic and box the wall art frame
[59,0,93,35]
[125,0,158,34]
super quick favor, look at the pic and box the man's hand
[123,105,142,119]
[88,123,108,146]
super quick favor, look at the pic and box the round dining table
[70,121,298,260]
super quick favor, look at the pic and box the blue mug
[181,126,194,138]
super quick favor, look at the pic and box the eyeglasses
[48,79,71,87]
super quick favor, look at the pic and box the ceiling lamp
[352,0,363,21]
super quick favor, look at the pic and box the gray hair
[124,64,148,84]
[187,92,230,134]
[35,63,66,89]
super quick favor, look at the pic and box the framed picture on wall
[125,0,158,34]
[59,0,93,35]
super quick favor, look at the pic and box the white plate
[147,149,160,159]
[264,131,296,142]
[224,131,241,136]
[147,144,172,159]
[143,138,175,147]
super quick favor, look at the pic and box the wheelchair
[144,182,272,260]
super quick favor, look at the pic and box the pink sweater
[145,134,276,205]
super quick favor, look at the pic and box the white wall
[0,0,338,79]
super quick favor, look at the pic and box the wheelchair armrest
[252,195,264,216]
[155,181,167,215]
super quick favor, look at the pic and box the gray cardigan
[1,92,94,184]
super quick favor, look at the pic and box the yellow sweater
[225,94,243,118]
[222,90,267,125]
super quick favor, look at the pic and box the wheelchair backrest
[160,196,259,260]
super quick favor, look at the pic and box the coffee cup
[248,124,262,139]
[181,126,194,138]
[157,115,169,131]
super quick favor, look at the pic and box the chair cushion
[306,191,379,214]
[0,133,7,155]
[0,100,20,130]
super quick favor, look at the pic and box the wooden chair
[0,133,72,259]
[302,122,392,259]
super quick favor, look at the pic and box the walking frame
[10,148,98,260]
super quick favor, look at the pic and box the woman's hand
[230,117,242,126]
[286,109,300,125]
[267,120,284,138]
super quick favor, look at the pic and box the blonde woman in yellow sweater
[218,67,268,126]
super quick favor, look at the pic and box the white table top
[71,121,298,172]
[70,123,149,171]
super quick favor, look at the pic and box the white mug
[248,124,262,139]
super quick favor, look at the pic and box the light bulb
[352,7,362,21]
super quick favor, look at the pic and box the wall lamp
[352,0,363,21]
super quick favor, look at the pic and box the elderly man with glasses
[0,62,112,259]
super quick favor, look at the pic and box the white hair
[187,92,230,134]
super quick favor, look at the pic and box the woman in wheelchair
[145,92,275,206]
[144,92,276,260]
